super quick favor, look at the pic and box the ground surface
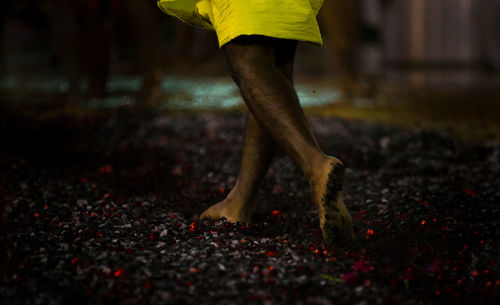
[0,109,499,305]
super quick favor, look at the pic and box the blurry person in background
[40,0,163,105]
[122,0,163,103]
[319,0,361,101]
[0,1,10,78]
[40,0,107,99]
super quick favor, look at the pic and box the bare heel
[319,158,355,245]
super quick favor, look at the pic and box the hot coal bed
[1,110,498,305]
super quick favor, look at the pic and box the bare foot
[200,196,255,224]
[310,157,355,244]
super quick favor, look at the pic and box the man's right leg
[199,41,296,223]
[200,113,277,223]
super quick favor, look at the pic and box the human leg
[223,37,327,182]
[200,112,277,223]
[319,0,360,99]
[199,40,296,223]
[222,36,354,242]
[124,0,163,105]
[81,1,109,98]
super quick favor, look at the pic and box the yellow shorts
[157,0,324,47]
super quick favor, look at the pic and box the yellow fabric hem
[217,29,323,48]
[157,0,324,48]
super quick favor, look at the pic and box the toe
[200,205,220,220]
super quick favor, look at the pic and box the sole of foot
[314,157,356,245]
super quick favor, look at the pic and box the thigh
[223,35,276,79]
[223,35,297,75]
[223,36,274,62]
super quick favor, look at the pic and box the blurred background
[1,0,499,142]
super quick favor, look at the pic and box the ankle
[225,185,254,207]
[306,156,344,186]
[304,154,330,182]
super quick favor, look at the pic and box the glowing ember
[114,269,124,277]
[99,165,112,173]
[462,188,476,197]
[355,209,367,218]
[2,109,497,304]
